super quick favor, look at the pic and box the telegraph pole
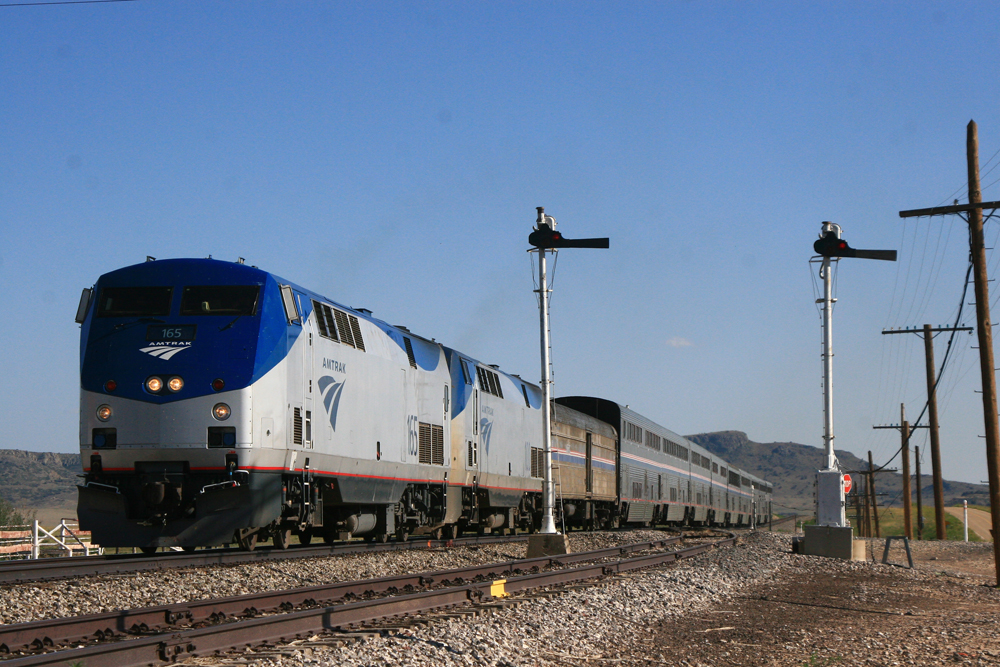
[868,450,881,538]
[873,407,926,539]
[915,446,924,539]
[882,326,971,538]
[901,419,912,539]
[899,120,1000,575]
[528,208,608,540]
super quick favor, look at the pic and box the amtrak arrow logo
[140,345,190,360]
[480,417,494,454]
[318,375,346,431]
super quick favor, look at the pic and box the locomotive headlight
[213,403,231,421]
[146,376,163,393]
[96,405,112,422]
[167,376,184,393]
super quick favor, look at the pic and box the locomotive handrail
[84,481,120,494]
[199,479,240,494]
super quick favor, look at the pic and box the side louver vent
[418,422,444,465]
[530,447,543,479]
[431,424,443,465]
[293,407,303,446]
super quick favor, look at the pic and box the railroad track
[767,515,801,530]
[0,530,736,666]
[0,534,526,585]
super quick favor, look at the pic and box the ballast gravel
[0,530,669,626]
[181,532,1000,667]
[186,530,786,667]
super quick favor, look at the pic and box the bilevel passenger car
[74,257,771,551]
[554,398,772,529]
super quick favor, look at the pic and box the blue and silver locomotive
[75,257,771,551]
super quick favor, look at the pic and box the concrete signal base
[527,533,571,558]
[802,525,865,561]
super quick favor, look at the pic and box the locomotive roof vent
[355,307,373,315]
[146,256,156,262]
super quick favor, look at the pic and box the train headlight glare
[167,376,184,392]
[96,405,112,422]
[213,403,231,421]
[146,376,163,393]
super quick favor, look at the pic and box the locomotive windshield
[180,285,260,316]
[96,286,173,317]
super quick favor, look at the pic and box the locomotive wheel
[443,524,458,540]
[298,529,313,545]
[236,530,258,551]
[139,546,157,555]
[395,527,409,542]
[273,528,292,550]
[182,546,197,552]
[374,532,389,543]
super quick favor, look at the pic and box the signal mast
[807,222,895,557]
[528,207,608,541]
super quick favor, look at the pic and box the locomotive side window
[180,286,259,316]
[96,286,173,317]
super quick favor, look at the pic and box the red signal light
[212,378,225,391]
[104,380,117,392]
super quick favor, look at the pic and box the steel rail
[1,533,734,667]
[0,534,527,585]
[0,535,684,654]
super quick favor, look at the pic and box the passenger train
[74,258,772,551]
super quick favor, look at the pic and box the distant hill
[687,430,991,515]
[0,437,990,523]
[0,450,81,517]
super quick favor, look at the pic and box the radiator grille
[404,337,417,368]
[349,314,365,351]
[334,310,354,347]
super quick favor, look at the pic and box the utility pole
[528,208,608,540]
[868,450,881,538]
[899,120,1000,574]
[873,408,927,539]
[882,326,971,538]
[901,419,912,539]
[915,446,924,539]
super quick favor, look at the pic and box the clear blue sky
[3,1,999,487]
